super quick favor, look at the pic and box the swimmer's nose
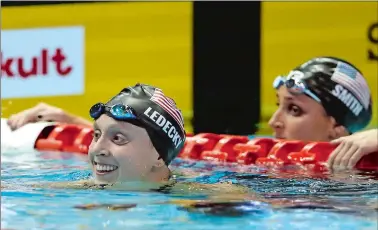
[268,110,284,130]
[95,149,111,157]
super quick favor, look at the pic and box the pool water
[1,149,377,230]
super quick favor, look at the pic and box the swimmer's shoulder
[170,181,263,202]
[171,168,202,178]
[171,181,252,195]
[178,181,249,192]
[31,179,95,189]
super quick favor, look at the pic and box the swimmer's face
[269,86,339,141]
[88,115,164,184]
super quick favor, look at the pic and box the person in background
[269,56,377,170]
[328,128,377,170]
[7,57,378,172]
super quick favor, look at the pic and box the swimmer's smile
[93,161,119,175]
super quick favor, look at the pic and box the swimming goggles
[273,71,321,103]
[89,103,137,120]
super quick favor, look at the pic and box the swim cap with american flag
[107,83,186,165]
[295,57,372,133]
[150,88,185,134]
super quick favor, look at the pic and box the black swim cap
[104,83,186,165]
[288,57,372,133]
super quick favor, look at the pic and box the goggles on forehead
[273,71,322,103]
[89,103,137,120]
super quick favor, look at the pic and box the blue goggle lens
[110,104,137,120]
[89,103,137,120]
[90,103,105,119]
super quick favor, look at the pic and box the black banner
[192,2,261,135]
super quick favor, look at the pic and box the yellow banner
[260,2,378,133]
[1,2,193,132]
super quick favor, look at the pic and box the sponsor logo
[1,48,72,78]
[1,26,85,99]
[144,107,183,148]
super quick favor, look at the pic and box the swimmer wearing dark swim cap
[88,83,186,184]
[273,57,372,135]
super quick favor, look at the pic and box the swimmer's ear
[154,158,165,168]
[328,117,349,140]
[150,145,165,170]
[333,126,349,139]
[151,158,165,173]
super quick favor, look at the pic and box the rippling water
[2,150,377,230]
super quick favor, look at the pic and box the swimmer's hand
[327,128,378,170]
[7,103,92,130]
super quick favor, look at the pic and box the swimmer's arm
[173,182,262,201]
[171,168,205,179]
[204,182,263,201]
[66,112,92,127]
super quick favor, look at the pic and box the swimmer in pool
[269,57,377,170]
[5,83,253,197]
[7,58,377,171]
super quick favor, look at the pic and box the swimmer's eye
[288,104,302,116]
[112,134,128,145]
[92,130,101,141]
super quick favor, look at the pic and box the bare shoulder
[191,182,249,193]
[171,181,262,202]
[173,181,250,194]
[32,179,94,189]
[171,168,203,179]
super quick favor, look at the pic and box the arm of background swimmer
[66,112,93,127]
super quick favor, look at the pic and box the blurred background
[1,1,377,136]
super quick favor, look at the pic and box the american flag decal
[331,62,370,109]
[150,88,185,132]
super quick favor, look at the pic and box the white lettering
[175,137,183,148]
[144,107,152,116]
[172,132,181,147]
[331,84,343,97]
[332,84,363,116]
[143,107,183,149]
[352,100,363,116]
[155,115,166,127]
[339,90,353,107]
[163,121,172,133]
[168,126,175,138]
[150,111,159,122]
